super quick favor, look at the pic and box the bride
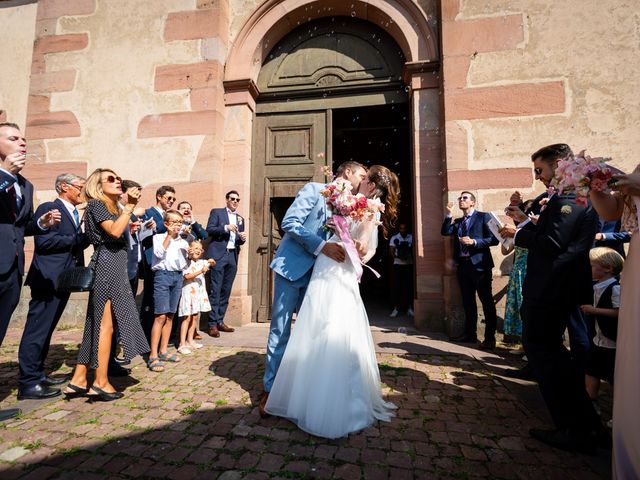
[265,165,401,438]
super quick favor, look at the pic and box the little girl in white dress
[177,240,215,355]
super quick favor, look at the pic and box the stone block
[446,81,565,120]
[190,87,224,112]
[22,161,88,191]
[445,121,469,170]
[27,95,51,115]
[34,33,88,55]
[30,70,76,94]
[443,14,524,56]
[443,55,471,90]
[447,168,532,190]
[36,0,96,21]
[155,61,223,92]
[164,9,228,42]
[137,110,222,138]
[26,111,81,140]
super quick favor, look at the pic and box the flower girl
[177,240,215,355]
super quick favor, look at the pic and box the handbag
[57,243,102,293]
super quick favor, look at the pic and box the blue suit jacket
[25,198,88,291]
[141,207,167,265]
[270,182,331,282]
[441,210,498,270]
[205,208,246,261]
[0,170,43,276]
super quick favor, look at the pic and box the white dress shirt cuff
[314,240,327,256]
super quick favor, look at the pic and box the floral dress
[178,259,211,317]
[503,246,528,338]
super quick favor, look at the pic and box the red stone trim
[164,9,226,42]
[34,33,88,55]
[22,161,88,191]
[447,168,532,190]
[29,70,77,94]
[26,112,81,140]
[137,111,221,138]
[0,110,6,122]
[155,61,223,91]
[443,15,524,56]
[36,0,96,21]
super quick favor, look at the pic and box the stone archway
[223,0,445,330]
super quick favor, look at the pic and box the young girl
[177,241,215,354]
[148,210,189,372]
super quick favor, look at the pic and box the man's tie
[6,184,18,220]
[73,208,80,228]
[459,215,469,255]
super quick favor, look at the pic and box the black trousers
[392,264,414,311]
[208,250,237,328]
[521,299,600,432]
[457,259,497,340]
[0,265,22,347]
[140,259,155,341]
[18,289,70,389]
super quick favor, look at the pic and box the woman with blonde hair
[63,169,149,401]
[265,164,400,438]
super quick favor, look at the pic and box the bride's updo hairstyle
[367,165,400,238]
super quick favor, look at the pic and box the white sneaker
[407,308,414,317]
[177,346,192,355]
[390,308,399,318]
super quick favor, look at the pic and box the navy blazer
[441,210,498,270]
[25,198,88,291]
[205,208,246,261]
[0,170,43,275]
[141,206,167,265]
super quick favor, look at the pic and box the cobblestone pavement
[0,321,611,480]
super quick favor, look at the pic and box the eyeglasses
[67,183,84,191]
[104,175,122,184]
[457,195,472,201]
[533,167,543,176]
[228,197,240,202]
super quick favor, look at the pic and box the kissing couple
[259,161,400,438]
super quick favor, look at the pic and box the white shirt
[151,233,189,272]
[592,277,620,349]
[225,208,238,249]
[390,233,413,265]
[59,197,78,227]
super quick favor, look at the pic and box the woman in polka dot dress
[63,169,149,401]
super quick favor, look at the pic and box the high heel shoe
[63,383,88,399]
[88,385,124,402]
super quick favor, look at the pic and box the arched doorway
[223,0,444,330]
[249,18,411,322]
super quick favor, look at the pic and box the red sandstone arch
[224,0,438,89]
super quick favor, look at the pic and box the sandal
[63,383,89,399]
[147,357,165,372]
[158,352,181,363]
[177,346,192,355]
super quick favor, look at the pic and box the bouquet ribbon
[332,215,381,282]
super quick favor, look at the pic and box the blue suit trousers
[263,269,312,392]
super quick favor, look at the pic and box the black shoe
[108,364,131,377]
[529,427,597,456]
[42,374,70,386]
[63,383,89,400]
[0,408,21,422]
[17,384,62,400]
[503,364,535,380]
[479,338,496,350]
[88,385,124,402]
[451,334,478,343]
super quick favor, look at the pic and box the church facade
[1,0,638,331]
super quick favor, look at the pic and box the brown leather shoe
[258,391,270,418]
[218,323,235,333]
[208,326,220,338]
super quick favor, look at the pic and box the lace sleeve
[351,216,380,264]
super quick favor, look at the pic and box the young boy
[580,247,624,407]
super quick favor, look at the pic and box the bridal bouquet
[320,178,385,221]
[552,150,617,206]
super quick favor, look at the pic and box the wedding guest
[63,169,149,402]
[441,191,499,350]
[177,201,207,241]
[148,210,189,371]
[204,191,246,337]
[177,240,214,355]
[581,247,623,409]
[388,223,414,317]
[140,186,176,339]
[18,173,87,400]
[0,122,61,421]
[120,179,146,295]
[589,165,640,479]
[594,218,630,258]
[500,144,602,454]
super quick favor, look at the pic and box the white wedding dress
[265,217,397,438]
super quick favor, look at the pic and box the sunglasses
[228,197,240,202]
[104,175,122,184]
[163,195,176,202]
[457,195,472,201]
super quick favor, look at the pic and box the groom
[260,161,368,417]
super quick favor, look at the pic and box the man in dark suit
[205,190,246,337]
[442,191,499,349]
[0,122,61,420]
[139,185,175,339]
[501,144,603,454]
[18,173,88,400]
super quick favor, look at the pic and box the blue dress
[503,246,528,337]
